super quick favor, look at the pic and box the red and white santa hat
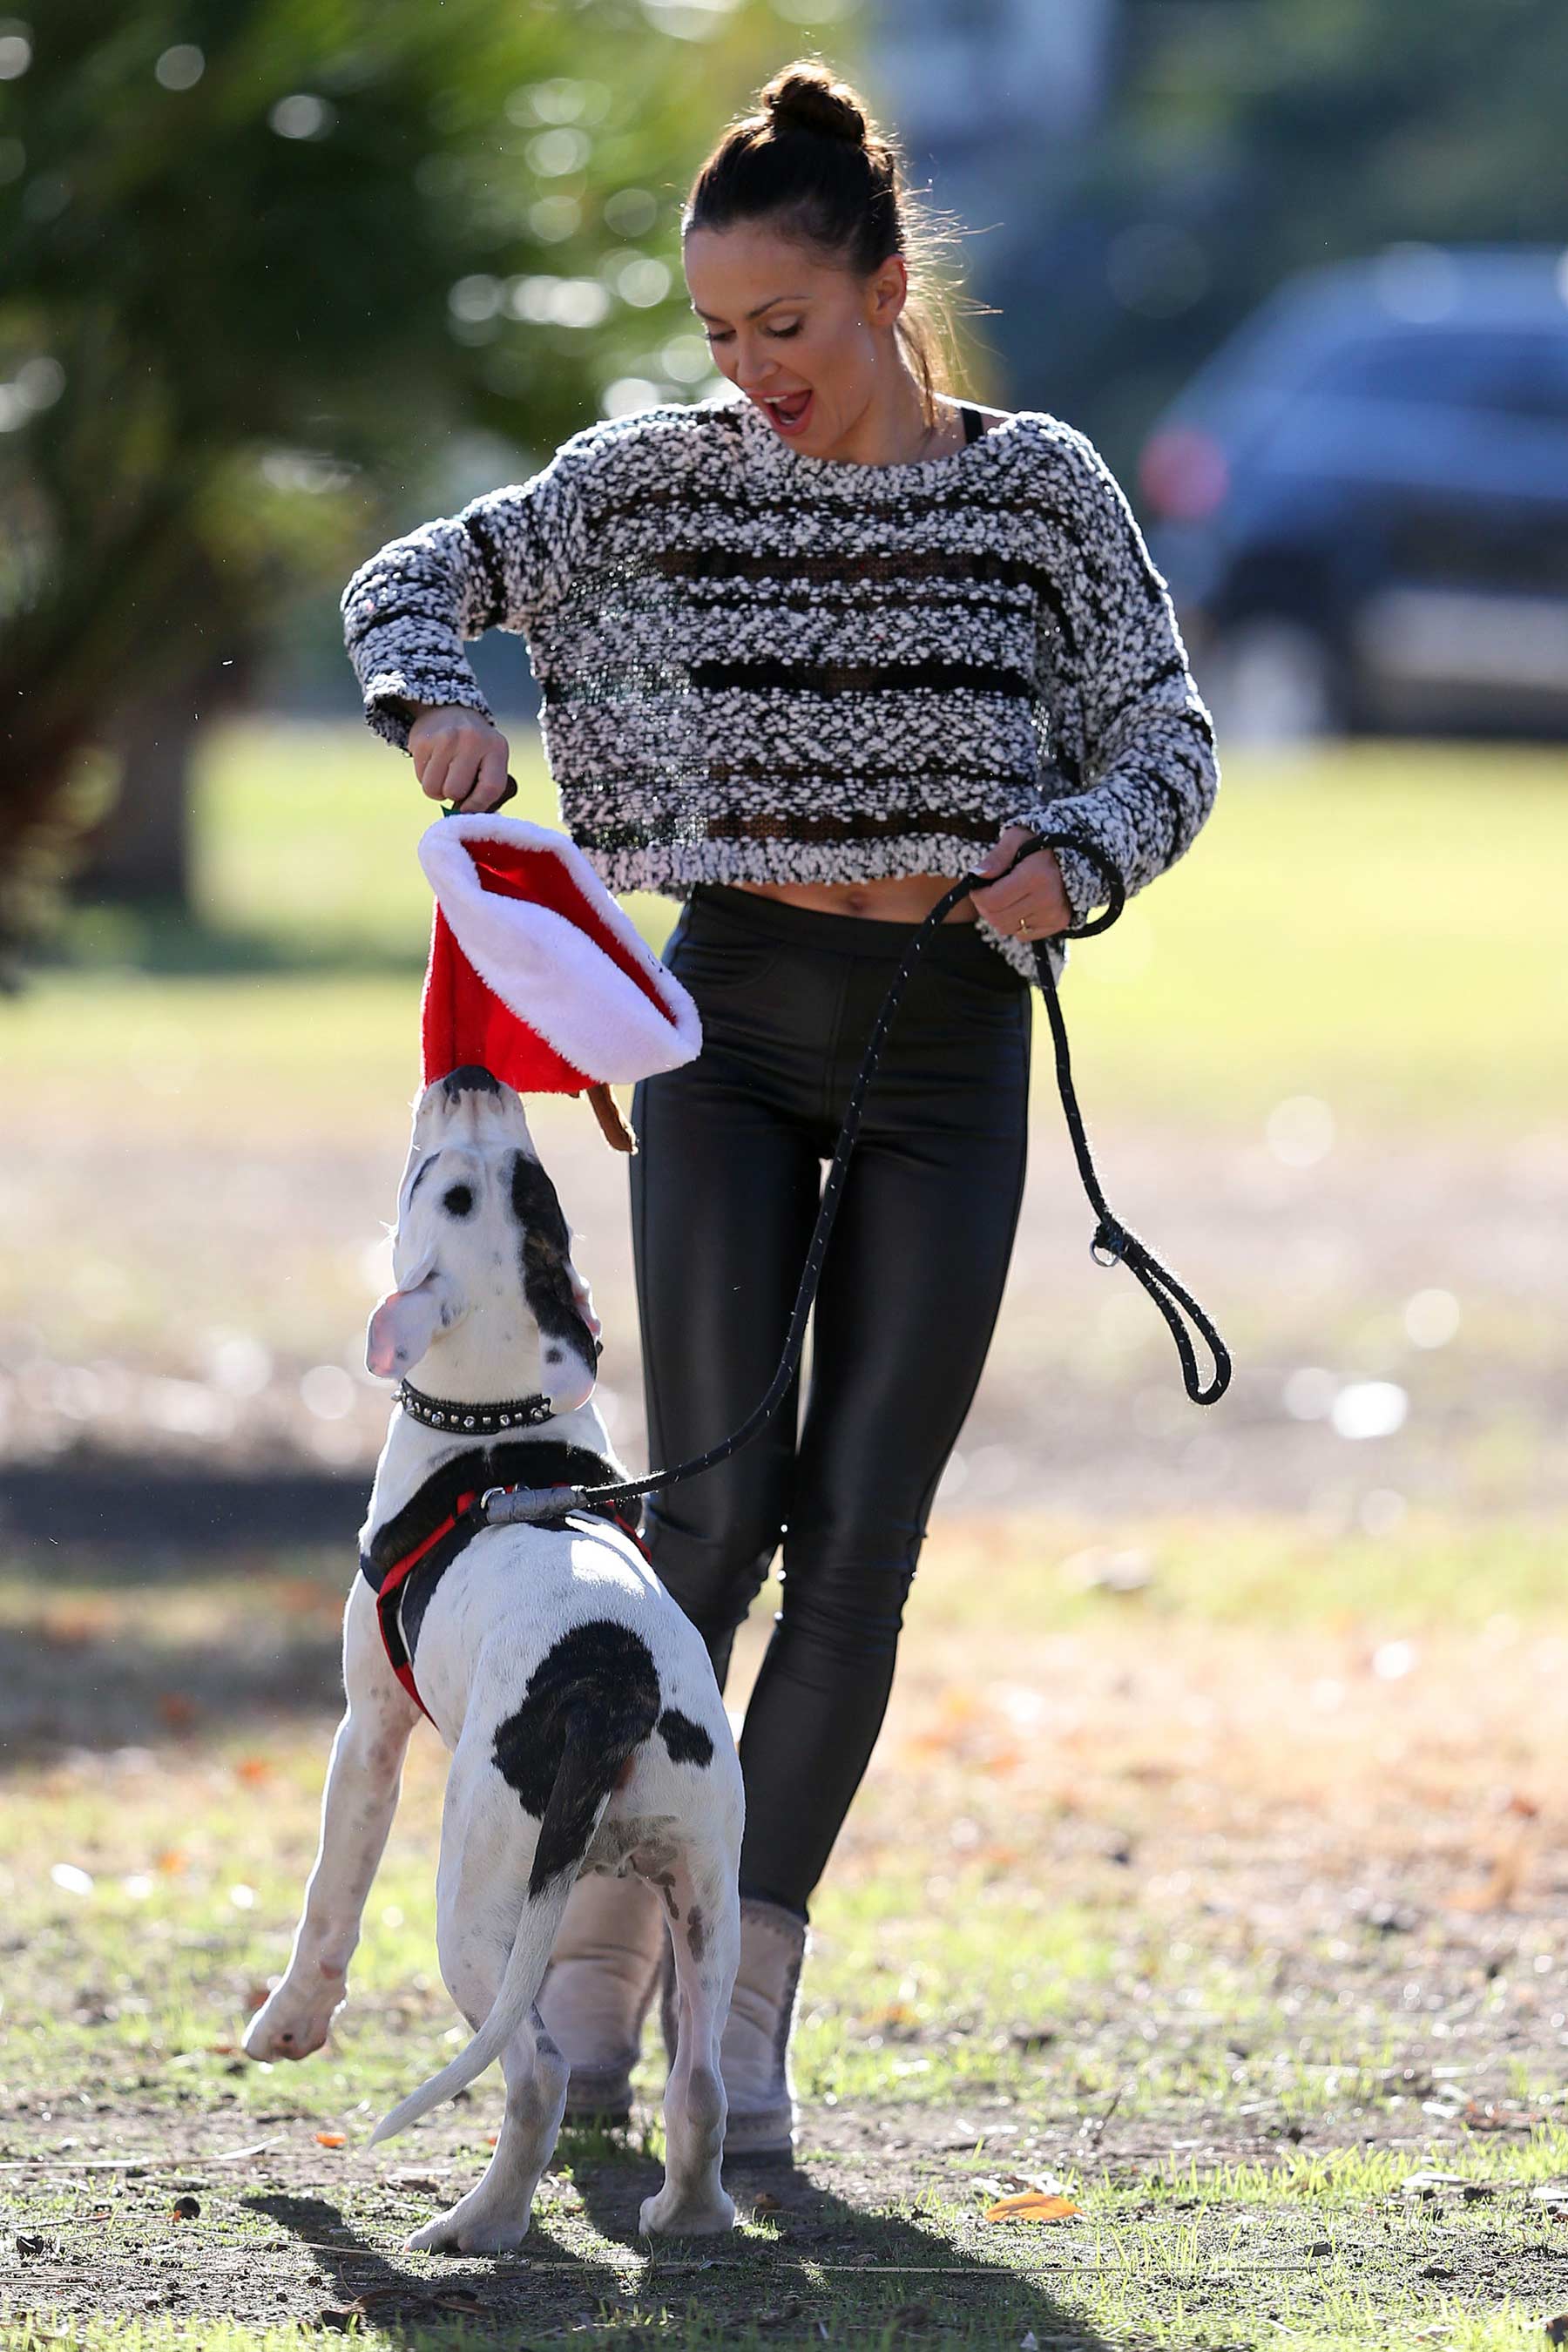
[417,814,700,1132]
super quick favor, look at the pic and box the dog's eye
[443,1184,475,1217]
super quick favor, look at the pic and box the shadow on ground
[0,1529,355,1765]
[250,2158,1109,2349]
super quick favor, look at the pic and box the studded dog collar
[396,1379,556,1436]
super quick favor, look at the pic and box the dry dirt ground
[3,1095,1566,2345]
[3,1098,1566,1528]
[3,1517,1567,2346]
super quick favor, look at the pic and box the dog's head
[365,1066,601,1415]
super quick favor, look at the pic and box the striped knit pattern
[341,391,1219,980]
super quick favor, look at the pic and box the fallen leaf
[169,2194,200,2220]
[1447,1827,1532,1911]
[983,2191,1081,2223]
[235,1757,274,1786]
[752,2191,782,2214]
[155,1849,188,1876]
[315,2132,347,2149]
[432,2288,486,2314]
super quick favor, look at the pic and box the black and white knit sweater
[341,390,1219,979]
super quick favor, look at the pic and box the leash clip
[1091,1221,1128,1268]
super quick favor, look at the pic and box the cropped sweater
[341,389,1219,980]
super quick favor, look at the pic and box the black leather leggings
[628,884,1031,1921]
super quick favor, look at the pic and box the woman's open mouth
[760,389,814,436]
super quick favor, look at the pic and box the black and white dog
[244,1066,743,2251]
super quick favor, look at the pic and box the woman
[341,61,1219,2159]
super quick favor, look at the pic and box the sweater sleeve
[340,443,588,754]
[1008,422,1220,928]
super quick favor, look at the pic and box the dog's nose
[441,1065,502,1103]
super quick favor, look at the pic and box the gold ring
[1017,916,1029,936]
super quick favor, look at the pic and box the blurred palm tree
[0,0,839,934]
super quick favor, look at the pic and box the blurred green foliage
[0,0,856,925]
[1037,0,1568,470]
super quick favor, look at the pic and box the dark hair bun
[761,63,867,148]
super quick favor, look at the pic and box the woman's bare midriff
[732,874,978,923]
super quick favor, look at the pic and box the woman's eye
[769,323,801,339]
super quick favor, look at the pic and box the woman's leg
[732,954,1032,1917]
[628,961,822,1688]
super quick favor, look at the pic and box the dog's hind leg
[404,1979,570,2256]
[245,1576,421,2063]
[402,1783,572,2254]
[639,1849,740,2238]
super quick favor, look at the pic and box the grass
[4,724,1567,2343]
[10,720,1568,1134]
[4,1512,1568,2346]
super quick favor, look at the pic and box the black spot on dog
[649,1871,679,1923]
[658,1708,714,1769]
[492,1621,660,1896]
[442,1183,474,1217]
[686,1904,707,1962]
[510,1151,595,1381]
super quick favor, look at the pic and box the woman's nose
[733,341,777,392]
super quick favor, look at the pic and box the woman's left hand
[969,825,1072,943]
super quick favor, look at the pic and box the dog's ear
[565,1249,602,1343]
[365,1268,463,1380]
[509,1150,598,1414]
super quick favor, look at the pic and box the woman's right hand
[407,704,512,810]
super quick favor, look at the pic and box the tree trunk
[75,641,253,909]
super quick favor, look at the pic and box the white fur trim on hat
[418,814,701,1084]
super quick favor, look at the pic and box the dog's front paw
[242,1976,342,2062]
[405,2190,532,2256]
[638,2185,736,2238]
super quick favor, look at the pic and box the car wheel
[1200,615,1347,743]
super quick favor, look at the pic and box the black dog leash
[482,831,1230,1532]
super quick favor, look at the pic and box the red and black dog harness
[360,1439,649,1722]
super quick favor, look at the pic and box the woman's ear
[365,1268,464,1380]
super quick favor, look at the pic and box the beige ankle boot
[663,1893,808,2159]
[537,1869,669,2122]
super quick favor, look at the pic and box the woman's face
[683,218,907,455]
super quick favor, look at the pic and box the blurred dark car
[1137,244,1568,740]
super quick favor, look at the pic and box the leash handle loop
[1022,831,1231,1408]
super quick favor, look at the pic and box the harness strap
[374,1489,480,1719]
[373,1486,650,1720]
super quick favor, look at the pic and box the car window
[1304,328,1568,419]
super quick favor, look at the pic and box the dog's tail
[368,1688,657,2148]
